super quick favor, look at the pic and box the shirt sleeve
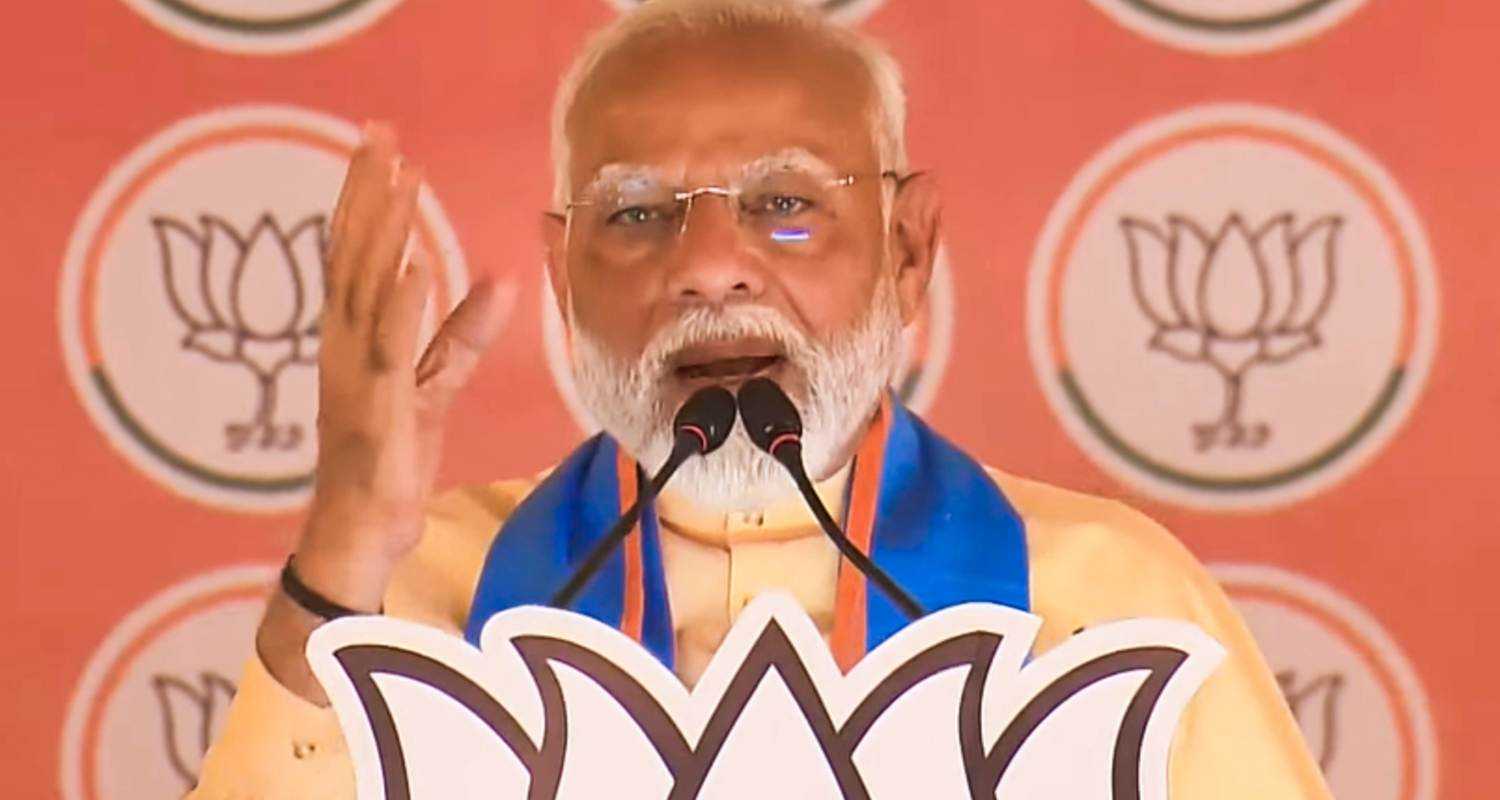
[185,653,356,800]
[186,479,529,800]
[1012,474,1333,799]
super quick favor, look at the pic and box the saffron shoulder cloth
[465,398,1029,671]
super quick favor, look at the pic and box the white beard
[568,279,905,512]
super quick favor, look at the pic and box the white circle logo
[60,565,276,800]
[1027,104,1438,510]
[542,248,955,432]
[59,105,469,512]
[117,0,405,54]
[1213,564,1438,800]
[1085,0,1370,55]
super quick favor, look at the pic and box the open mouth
[670,339,786,383]
[675,355,783,380]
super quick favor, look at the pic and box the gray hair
[549,0,910,210]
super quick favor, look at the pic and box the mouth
[669,338,786,385]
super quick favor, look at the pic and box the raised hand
[256,122,507,703]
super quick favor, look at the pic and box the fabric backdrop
[3,1,1495,797]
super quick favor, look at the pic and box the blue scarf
[465,401,1029,669]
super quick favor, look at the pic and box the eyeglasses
[563,164,901,264]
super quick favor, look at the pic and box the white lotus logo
[152,212,326,452]
[308,596,1225,799]
[1121,213,1342,451]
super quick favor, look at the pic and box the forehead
[567,25,880,185]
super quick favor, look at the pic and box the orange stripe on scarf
[616,450,645,643]
[615,398,892,667]
[831,397,892,672]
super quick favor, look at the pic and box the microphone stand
[773,441,925,621]
[548,433,696,609]
[735,377,923,621]
[548,384,736,609]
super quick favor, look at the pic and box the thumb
[414,277,509,408]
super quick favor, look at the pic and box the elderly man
[189,0,1332,796]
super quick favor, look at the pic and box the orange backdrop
[3,1,1496,797]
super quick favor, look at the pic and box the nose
[663,192,766,306]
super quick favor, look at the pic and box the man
[190,0,1332,796]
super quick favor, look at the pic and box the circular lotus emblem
[1213,564,1437,800]
[1027,104,1438,510]
[59,565,275,800]
[58,105,470,512]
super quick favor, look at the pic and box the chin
[662,430,799,512]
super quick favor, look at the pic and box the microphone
[736,378,924,621]
[549,385,737,608]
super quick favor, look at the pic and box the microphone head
[735,377,803,459]
[673,386,738,455]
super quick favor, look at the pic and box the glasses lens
[736,169,849,250]
[571,168,863,261]
[573,177,680,261]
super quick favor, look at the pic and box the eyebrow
[579,163,671,199]
[582,147,840,193]
[739,148,839,179]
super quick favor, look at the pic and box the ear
[541,210,570,320]
[885,171,942,326]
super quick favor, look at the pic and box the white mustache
[638,304,813,385]
[569,281,903,511]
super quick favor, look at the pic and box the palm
[307,124,506,557]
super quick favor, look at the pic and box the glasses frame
[560,168,906,240]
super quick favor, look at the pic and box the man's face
[546,25,937,502]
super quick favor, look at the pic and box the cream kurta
[189,465,1331,798]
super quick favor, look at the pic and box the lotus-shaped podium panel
[308,595,1224,799]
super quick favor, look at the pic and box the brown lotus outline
[1276,669,1346,772]
[151,671,238,789]
[330,621,1193,799]
[152,211,326,452]
[1120,212,1342,452]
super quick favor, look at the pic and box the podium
[307,595,1224,799]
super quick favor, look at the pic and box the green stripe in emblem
[92,368,313,495]
[1118,0,1341,33]
[1059,367,1404,492]
[148,0,376,35]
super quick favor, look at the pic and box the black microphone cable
[736,377,924,621]
[549,385,737,608]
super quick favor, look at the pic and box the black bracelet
[279,555,375,620]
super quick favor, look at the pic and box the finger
[350,164,420,326]
[372,242,433,372]
[323,150,371,310]
[367,165,424,323]
[326,123,396,301]
[326,140,367,251]
[335,127,401,323]
[414,278,508,411]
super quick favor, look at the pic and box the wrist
[290,534,400,613]
[281,555,380,620]
[255,591,332,706]
[305,487,424,549]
